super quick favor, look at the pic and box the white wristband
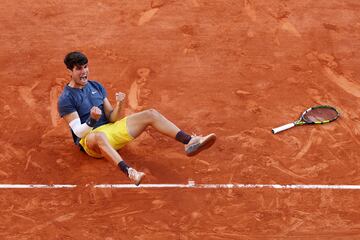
[69,118,93,138]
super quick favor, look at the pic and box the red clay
[1,0,360,239]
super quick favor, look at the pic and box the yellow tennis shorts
[79,117,134,158]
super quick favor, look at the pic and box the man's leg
[85,132,144,185]
[126,108,180,138]
[126,108,216,156]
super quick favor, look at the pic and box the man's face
[70,64,89,87]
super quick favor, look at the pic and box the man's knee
[144,108,161,120]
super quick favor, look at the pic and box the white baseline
[0,182,359,190]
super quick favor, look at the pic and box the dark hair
[64,51,88,70]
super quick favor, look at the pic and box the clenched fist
[116,92,126,102]
[90,106,102,120]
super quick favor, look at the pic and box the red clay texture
[1,0,360,239]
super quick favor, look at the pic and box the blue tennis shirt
[58,80,109,145]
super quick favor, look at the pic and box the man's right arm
[63,107,102,138]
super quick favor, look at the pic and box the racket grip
[272,123,295,134]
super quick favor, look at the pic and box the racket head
[300,105,339,124]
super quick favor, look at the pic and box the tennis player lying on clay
[58,51,216,185]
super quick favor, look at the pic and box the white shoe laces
[188,133,203,145]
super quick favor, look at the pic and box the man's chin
[79,79,88,85]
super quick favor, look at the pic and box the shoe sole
[186,133,217,157]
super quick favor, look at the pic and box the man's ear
[66,68,73,77]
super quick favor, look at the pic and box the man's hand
[116,92,126,103]
[90,106,102,120]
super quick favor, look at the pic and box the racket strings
[303,108,338,122]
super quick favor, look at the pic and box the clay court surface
[1,0,360,239]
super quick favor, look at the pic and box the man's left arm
[103,92,126,123]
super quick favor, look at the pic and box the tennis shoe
[128,168,145,186]
[185,133,216,156]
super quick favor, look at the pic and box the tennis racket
[272,105,340,134]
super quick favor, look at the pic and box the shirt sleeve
[58,94,76,117]
[100,84,107,99]
[94,81,107,99]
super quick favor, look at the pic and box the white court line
[95,183,360,190]
[0,183,360,189]
[0,184,77,189]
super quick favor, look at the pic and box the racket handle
[272,123,295,134]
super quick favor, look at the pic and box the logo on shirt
[91,91,97,94]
